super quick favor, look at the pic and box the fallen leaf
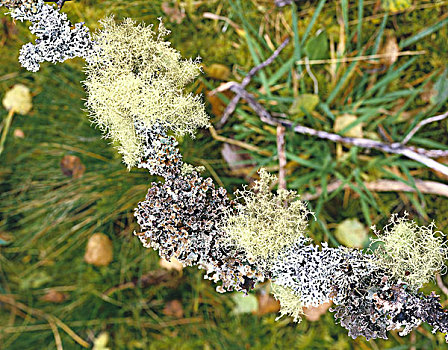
[221,143,255,173]
[381,35,399,66]
[84,233,113,267]
[382,0,412,13]
[20,271,51,290]
[60,155,86,179]
[335,218,368,248]
[334,114,363,138]
[304,31,329,60]
[13,128,25,138]
[232,293,258,314]
[303,301,332,322]
[1,17,18,39]
[161,2,185,24]
[420,82,437,103]
[206,89,233,117]
[204,63,231,80]
[2,84,32,115]
[93,332,111,350]
[431,69,448,106]
[288,94,319,119]
[257,292,280,316]
[159,257,183,272]
[163,300,184,318]
[40,289,68,303]
[0,231,13,245]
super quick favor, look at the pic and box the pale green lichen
[83,17,209,168]
[271,282,304,323]
[370,213,448,290]
[181,163,205,175]
[219,168,313,270]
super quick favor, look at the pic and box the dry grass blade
[0,295,90,348]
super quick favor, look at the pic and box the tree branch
[224,83,448,177]
[217,37,290,128]
[301,179,448,201]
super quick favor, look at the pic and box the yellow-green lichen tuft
[370,213,448,290]
[83,17,209,168]
[271,282,304,323]
[220,168,313,270]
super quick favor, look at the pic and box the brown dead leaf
[84,233,113,267]
[257,293,280,316]
[421,82,437,103]
[40,289,68,303]
[61,155,85,179]
[204,63,231,80]
[163,300,184,318]
[303,301,332,321]
[221,143,255,175]
[206,89,233,117]
[161,2,185,24]
[381,35,399,66]
[159,257,183,272]
[1,17,18,40]
[13,128,24,138]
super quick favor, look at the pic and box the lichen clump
[220,168,313,270]
[271,283,304,323]
[83,17,209,168]
[370,213,448,289]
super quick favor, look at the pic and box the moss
[370,213,448,290]
[220,168,313,270]
[83,17,209,168]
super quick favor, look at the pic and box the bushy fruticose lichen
[219,168,313,271]
[271,282,305,323]
[370,213,448,290]
[83,17,209,168]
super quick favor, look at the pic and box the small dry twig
[222,83,448,177]
[217,37,290,128]
[301,179,448,201]
[401,111,448,145]
[276,125,287,190]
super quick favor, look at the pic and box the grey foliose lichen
[9,0,93,72]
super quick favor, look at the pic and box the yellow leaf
[2,84,32,115]
[84,233,113,267]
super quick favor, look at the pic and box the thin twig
[276,125,287,190]
[202,12,242,32]
[209,125,272,156]
[217,38,290,128]
[305,57,319,95]
[226,84,448,177]
[401,111,448,145]
[295,50,426,65]
[301,179,448,201]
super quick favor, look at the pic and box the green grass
[1,0,448,349]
